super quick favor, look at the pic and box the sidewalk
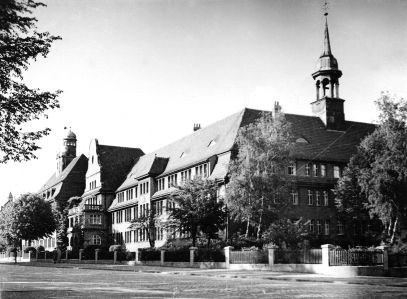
[13,260,407,287]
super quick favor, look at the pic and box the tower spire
[322,16,332,56]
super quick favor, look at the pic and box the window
[320,165,326,177]
[91,235,101,245]
[317,220,322,234]
[126,189,133,201]
[315,191,321,206]
[312,164,319,177]
[288,163,296,176]
[140,182,150,194]
[117,192,124,203]
[291,190,298,205]
[308,190,313,205]
[168,174,178,187]
[111,213,115,224]
[324,220,330,235]
[305,163,311,176]
[125,208,132,222]
[135,186,138,198]
[333,166,341,178]
[157,178,165,191]
[323,191,329,206]
[195,163,209,178]
[125,231,131,243]
[89,214,101,224]
[116,210,123,223]
[337,220,344,235]
[133,206,138,220]
[309,220,315,233]
[155,200,164,215]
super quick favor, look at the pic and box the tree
[53,197,70,251]
[227,111,294,239]
[0,0,61,163]
[335,92,407,244]
[168,178,227,247]
[129,208,157,248]
[262,218,309,249]
[0,193,55,249]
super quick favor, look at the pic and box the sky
[0,0,406,206]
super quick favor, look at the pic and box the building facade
[32,130,88,250]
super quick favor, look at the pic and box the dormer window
[296,137,309,144]
[208,140,216,147]
[180,152,186,158]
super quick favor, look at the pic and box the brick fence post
[321,244,334,267]
[160,249,166,266]
[268,245,278,266]
[189,247,197,266]
[135,249,140,264]
[65,250,69,260]
[113,250,118,264]
[378,245,389,271]
[95,249,100,264]
[35,250,38,260]
[79,249,84,261]
[224,246,233,269]
[44,251,47,261]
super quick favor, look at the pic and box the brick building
[102,13,376,251]
[67,139,144,250]
[32,130,88,250]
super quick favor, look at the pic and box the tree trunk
[257,198,264,240]
[390,217,399,245]
[245,217,250,238]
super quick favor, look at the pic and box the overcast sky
[1,0,406,206]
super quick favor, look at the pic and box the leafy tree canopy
[335,92,407,244]
[168,178,226,247]
[0,0,61,163]
[262,218,309,249]
[0,193,55,248]
[227,111,294,239]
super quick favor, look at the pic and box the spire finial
[323,0,329,17]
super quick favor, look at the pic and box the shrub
[140,249,161,261]
[165,248,190,262]
[24,246,36,253]
[195,248,225,262]
[36,245,45,252]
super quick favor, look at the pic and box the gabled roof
[38,154,88,194]
[115,107,375,193]
[116,108,262,192]
[286,114,376,163]
[97,144,144,192]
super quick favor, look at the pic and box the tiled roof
[97,144,144,192]
[38,154,88,193]
[286,114,376,163]
[115,108,375,193]
[116,108,261,192]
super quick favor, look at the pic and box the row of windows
[289,190,329,206]
[89,180,97,190]
[89,214,101,224]
[288,163,341,178]
[157,163,210,192]
[117,228,165,244]
[309,219,330,235]
[307,190,329,206]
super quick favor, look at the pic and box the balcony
[84,204,103,212]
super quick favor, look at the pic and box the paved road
[1,264,406,298]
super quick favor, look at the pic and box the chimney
[273,101,282,117]
[193,123,201,132]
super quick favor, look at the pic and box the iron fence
[275,249,322,264]
[329,249,383,266]
[230,249,268,264]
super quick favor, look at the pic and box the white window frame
[291,190,298,205]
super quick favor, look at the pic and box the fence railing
[230,249,268,264]
[389,253,407,267]
[329,249,383,266]
[195,249,225,263]
[275,249,322,264]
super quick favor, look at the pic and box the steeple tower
[311,4,346,131]
[56,128,77,176]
